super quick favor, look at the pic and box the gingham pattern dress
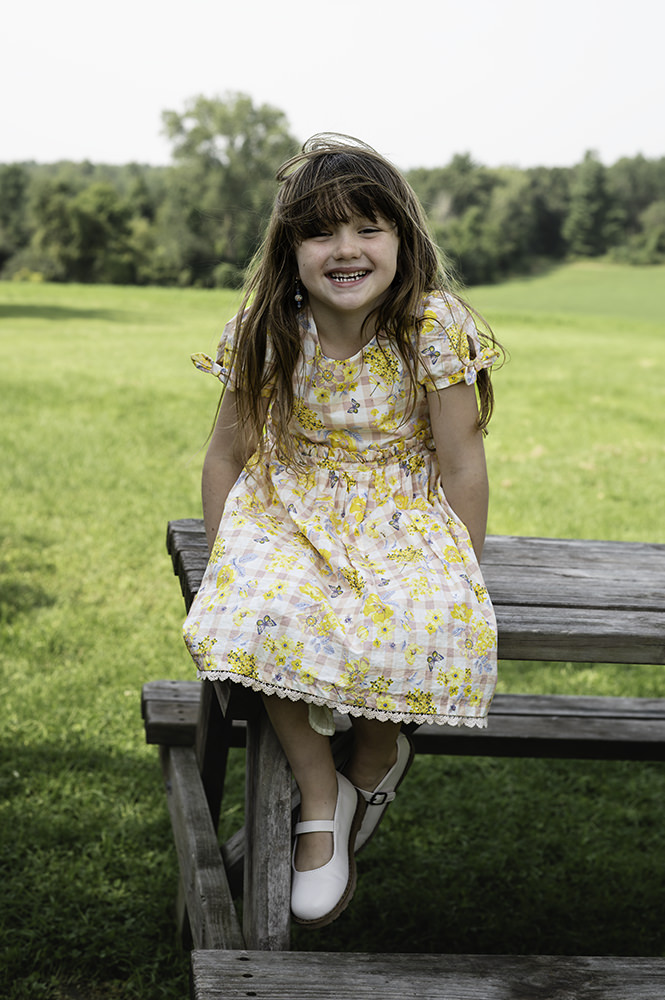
[184,292,499,730]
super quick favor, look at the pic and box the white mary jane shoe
[291,772,365,928]
[354,732,414,853]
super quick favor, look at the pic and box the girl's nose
[332,228,360,258]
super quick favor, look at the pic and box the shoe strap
[294,819,335,835]
[357,788,396,806]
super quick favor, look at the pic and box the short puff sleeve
[190,314,275,397]
[191,314,239,388]
[417,294,499,392]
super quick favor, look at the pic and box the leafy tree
[0,164,30,269]
[409,154,497,223]
[26,179,134,282]
[525,166,571,259]
[639,200,665,256]
[160,92,299,285]
[70,183,135,282]
[611,199,665,264]
[562,151,621,257]
[2,116,665,285]
[482,169,539,276]
[607,155,665,234]
[436,207,498,285]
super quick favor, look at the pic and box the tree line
[1,93,664,289]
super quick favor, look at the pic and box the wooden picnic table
[142,519,665,999]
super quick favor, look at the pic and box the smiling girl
[184,133,501,928]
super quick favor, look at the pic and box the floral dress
[183,292,499,731]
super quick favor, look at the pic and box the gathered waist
[291,434,434,471]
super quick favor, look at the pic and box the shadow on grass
[0,739,189,1000]
[0,304,132,323]
[3,739,664,996]
[292,754,665,958]
[0,532,58,623]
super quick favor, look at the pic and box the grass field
[1,263,664,998]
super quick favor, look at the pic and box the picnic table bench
[142,518,665,999]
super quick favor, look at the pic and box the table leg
[243,707,292,950]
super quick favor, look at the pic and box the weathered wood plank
[169,519,665,568]
[142,679,201,703]
[141,680,201,745]
[159,745,244,950]
[243,710,292,950]
[165,520,665,661]
[487,693,665,717]
[410,716,665,761]
[190,950,665,1000]
[194,680,234,832]
[143,682,665,759]
[144,682,665,727]
[483,536,665,612]
[485,566,664,612]
[496,605,665,663]
[411,692,665,760]
[169,520,665,588]
[143,699,199,746]
[483,534,665,570]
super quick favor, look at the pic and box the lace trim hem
[195,669,490,730]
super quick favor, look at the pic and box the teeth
[330,271,368,282]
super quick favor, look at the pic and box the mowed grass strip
[1,265,664,997]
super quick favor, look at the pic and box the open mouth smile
[327,270,370,284]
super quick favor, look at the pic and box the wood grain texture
[243,710,292,950]
[159,745,244,950]
[166,520,665,662]
[190,950,665,1000]
[143,682,665,760]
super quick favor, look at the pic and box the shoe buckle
[367,790,391,806]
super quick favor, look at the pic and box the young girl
[184,134,500,929]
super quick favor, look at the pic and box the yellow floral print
[193,635,218,670]
[215,565,236,602]
[227,648,259,679]
[409,576,434,601]
[269,553,300,572]
[406,690,436,714]
[293,398,324,431]
[405,642,423,665]
[365,345,401,385]
[184,292,498,729]
[387,546,425,565]
[341,566,365,598]
[363,593,394,624]
[425,610,445,634]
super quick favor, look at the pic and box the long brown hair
[227,134,499,468]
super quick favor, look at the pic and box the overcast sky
[3,0,664,171]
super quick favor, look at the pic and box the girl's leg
[261,694,338,871]
[346,716,402,792]
[346,717,411,852]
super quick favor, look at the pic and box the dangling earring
[294,279,304,310]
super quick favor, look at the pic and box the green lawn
[1,265,664,998]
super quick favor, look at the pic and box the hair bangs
[277,154,404,244]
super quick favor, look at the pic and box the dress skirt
[184,293,499,730]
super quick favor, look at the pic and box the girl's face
[295,214,399,331]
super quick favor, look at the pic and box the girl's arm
[201,388,248,553]
[428,381,489,560]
